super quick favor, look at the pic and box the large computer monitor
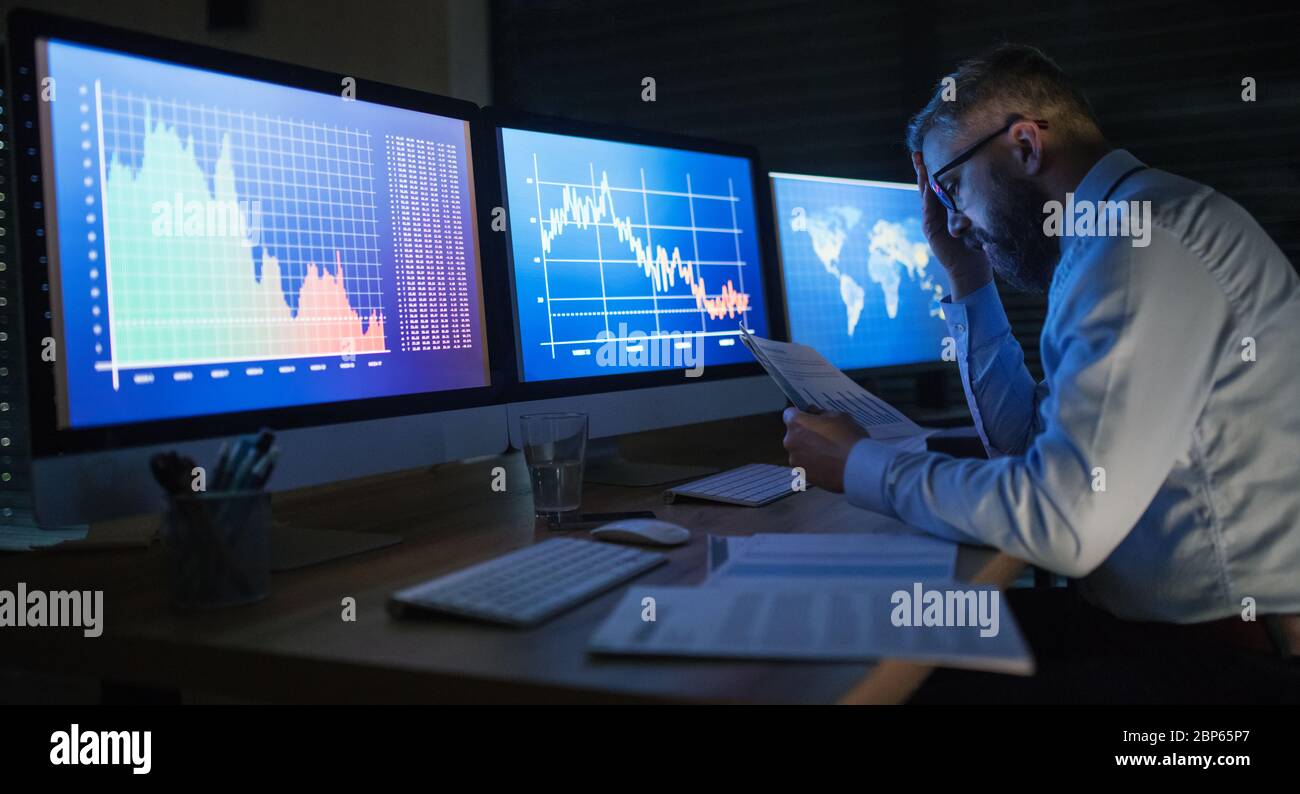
[486,110,785,483]
[9,11,508,525]
[769,172,951,375]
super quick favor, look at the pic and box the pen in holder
[164,490,271,610]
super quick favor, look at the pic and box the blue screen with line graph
[38,38,489,429]
[498,126,770,382]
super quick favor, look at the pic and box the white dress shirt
[842,149,1300,623]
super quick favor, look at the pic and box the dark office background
[492,0,1300,402]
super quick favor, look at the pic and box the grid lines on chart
[529,155,751,354]
[94,89,387,370]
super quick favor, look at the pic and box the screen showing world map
[771,173,951,371]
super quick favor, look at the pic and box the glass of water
[520,412,588,523]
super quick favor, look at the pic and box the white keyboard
[388,538,667,627]
[662,463,798,507]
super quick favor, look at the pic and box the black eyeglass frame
[927,115,1049,212]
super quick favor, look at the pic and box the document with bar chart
[740,329,925,441]
[498,127,770,382]
[40,38,488,428]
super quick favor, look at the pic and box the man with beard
[781,44,1300,700]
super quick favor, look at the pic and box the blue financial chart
[498,127,770,382]
[770,173,951,371]
[39,38,488,429]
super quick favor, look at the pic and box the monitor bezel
[767,170,952,380]
[8,9,508,458]
[481,106,785,403]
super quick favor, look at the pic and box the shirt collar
[1072,148,1145,208]
[1046,148,1147,304]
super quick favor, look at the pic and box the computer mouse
[590,519,691,547]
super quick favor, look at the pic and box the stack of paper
[0,524,90,552]
[589,581,1033,675]
[590,532,1033,674]
[707,532,956,583]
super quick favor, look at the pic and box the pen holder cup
[163,491,271,610]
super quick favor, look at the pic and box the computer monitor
[769,172,951,375]
[486,110,785,483]
[9,11,508,526]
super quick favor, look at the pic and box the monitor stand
[270,521,401,572]
[582,438,718,488]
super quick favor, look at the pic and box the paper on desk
[0,523,90,552]
[588,581,1034,674]
[706,534,753,575]
[708,532,957,584]
[739,328,924,440]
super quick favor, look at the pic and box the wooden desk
[0,413,1024,704]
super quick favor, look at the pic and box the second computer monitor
[492,112,785,452]
[770,172,950,373]
[498,122,773,382]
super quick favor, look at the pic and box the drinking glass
[520,412,588,523]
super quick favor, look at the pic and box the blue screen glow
[39,38,489,428]
[770,173,951,371]
[498,127,770,382]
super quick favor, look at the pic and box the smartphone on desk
[546,511,656,532]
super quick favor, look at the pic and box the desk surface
[1,413,1023,704]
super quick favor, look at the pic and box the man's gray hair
[906,44,1104,153]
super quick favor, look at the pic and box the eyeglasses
[927,115,1049,213]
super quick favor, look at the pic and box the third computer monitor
[769,172,951,374]
[492,112,785,450]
